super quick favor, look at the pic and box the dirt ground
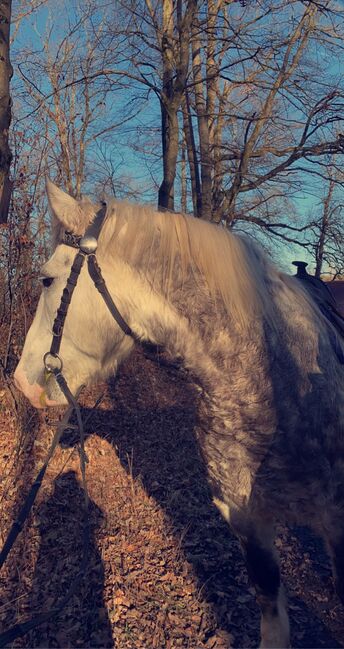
[0,349,343,648]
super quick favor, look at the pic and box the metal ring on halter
[43,352,63,374]
[79,235,98,255]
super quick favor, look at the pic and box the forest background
[1,0,344,379]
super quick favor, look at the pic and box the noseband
[43,206,137,402]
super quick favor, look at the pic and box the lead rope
[0,397,79,572]
[0,385,90,647]
[54,371,89,502]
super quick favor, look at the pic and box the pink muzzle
[13,367,58,409]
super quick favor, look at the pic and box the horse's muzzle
[13,367,60,408]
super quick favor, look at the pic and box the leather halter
[43,206,137,394]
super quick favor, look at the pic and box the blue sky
[12,0,344,275]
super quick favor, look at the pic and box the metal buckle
[43,352,63,375]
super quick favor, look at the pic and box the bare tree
[145,0,197,210]
[309,174,344,279]
[179,1,344,234]
[14,1,137,198]
[0,0,12,224]
[8,0,344,253]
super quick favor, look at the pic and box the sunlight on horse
[14,179,344,648]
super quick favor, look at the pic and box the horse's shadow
[25,470,113,648]
[61,350,342,648]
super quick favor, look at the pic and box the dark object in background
[292,260,344,362]
[292,261,337,309]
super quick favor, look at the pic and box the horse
[14,178,344,648]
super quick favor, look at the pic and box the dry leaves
[0,350,343,648]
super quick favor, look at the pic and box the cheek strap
[49,251,86,358]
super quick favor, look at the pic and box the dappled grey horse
[14,179,344,648]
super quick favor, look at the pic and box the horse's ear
[46,178,84,234]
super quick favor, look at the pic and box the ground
[0,349,343,648]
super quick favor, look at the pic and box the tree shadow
[60,348,343,648]
[24,470,113,648]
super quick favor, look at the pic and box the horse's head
[14,180,134,408]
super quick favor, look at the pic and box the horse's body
[14,180,344,648]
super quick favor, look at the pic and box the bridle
[43,205,138,406]
[0,204,153,645]
[0,206,139,645]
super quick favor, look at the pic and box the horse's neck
[105,255,267,404]
[104,258,223,389]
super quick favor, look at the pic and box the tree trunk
[0,0,12,225]
[158,0,196,212]
[315,178,334,278]
[159,102,178,210]
[181,136,187,213]
[212,82,229,221]
[191,13,212,221]
[181,90,201,215]
[158,0,175,211]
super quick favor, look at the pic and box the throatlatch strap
[87,254,135,339]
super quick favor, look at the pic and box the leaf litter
[0,349,343,648]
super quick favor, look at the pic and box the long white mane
[97,200,295,328]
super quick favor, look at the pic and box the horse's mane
[98,200,283,327]
[97,200,312,329]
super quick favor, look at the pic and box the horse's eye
[42,277,54,288]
